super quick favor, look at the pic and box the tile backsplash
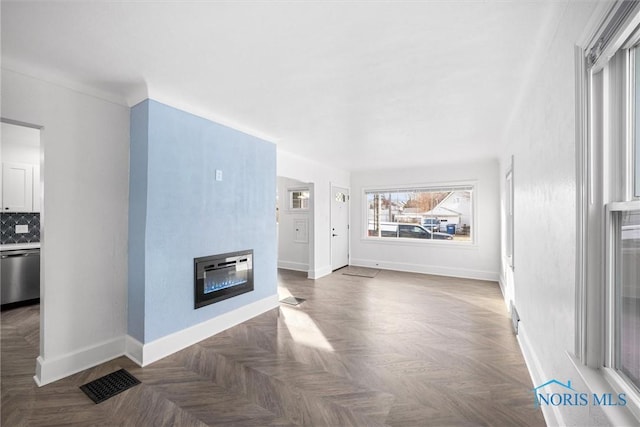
[0,212,41,244]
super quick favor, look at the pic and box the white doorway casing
[330,185,349,271]
[3,70,130,386]
[277,176,312,273]
[277,149,350,279]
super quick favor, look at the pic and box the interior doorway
[277,176,313,274]
[0,119,43,353]
[330,185,349,271]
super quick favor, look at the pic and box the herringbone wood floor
[1,269,545,426]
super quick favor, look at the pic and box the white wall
[350,159,500,281]
[277,149,350,278]
[1,69,130,385]
[499,2,612,426]
[277,176,310,272]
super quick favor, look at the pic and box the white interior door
[2,162,33,212]
[331,185,349,270]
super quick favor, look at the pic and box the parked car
[399,224,453,240]
[376,222,453,240]
[422,218,441,231]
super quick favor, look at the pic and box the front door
[331,185,349,270]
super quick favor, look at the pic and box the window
[601,44,640,393]
[601,42,640,393]
[289,189,309,210]
[611,206,640,388]
[579,2,640,412]
[364,185,473,242]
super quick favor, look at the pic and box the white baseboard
[350,258,499,282]
[498,272,512,312]
[33,295,279,386]
[277,260,308,272]
[308,265,332,280]
[126,294,279,367]
[34,336,125,386]
[516,323,564,427]
[498,272,506,296]
[125,335,143,366]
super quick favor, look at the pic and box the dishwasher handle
[1,251,38,259]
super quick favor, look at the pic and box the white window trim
[361,180,477,246]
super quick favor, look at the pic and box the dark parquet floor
[1,269,545,426]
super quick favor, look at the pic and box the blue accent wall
[128,99,277,343]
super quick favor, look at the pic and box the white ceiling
[1,1,571,171]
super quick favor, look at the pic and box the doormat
[80,368,141,404]
[280,296,306,306]
[341,266,380,278]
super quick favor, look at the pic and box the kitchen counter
[1,242,41,251]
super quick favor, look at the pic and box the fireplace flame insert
[194,250,253,309]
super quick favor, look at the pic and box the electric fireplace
[194,250,253,309]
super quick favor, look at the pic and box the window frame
[606,201,640,374]
[288,188,310,211]
[361,181,477,246]
[577,3,640,420]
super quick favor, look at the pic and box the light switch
[15,224,28,234]
[215,170,223,181]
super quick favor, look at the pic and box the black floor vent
[80,368,141,404]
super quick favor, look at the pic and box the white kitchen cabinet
[2,162,34,212]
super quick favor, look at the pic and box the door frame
[1,117,45,370]
[330,184,350,271]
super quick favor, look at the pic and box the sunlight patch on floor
[280,305,334,352]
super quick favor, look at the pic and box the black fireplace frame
[194,249,254,309]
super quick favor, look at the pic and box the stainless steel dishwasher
[1,248,40,305]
